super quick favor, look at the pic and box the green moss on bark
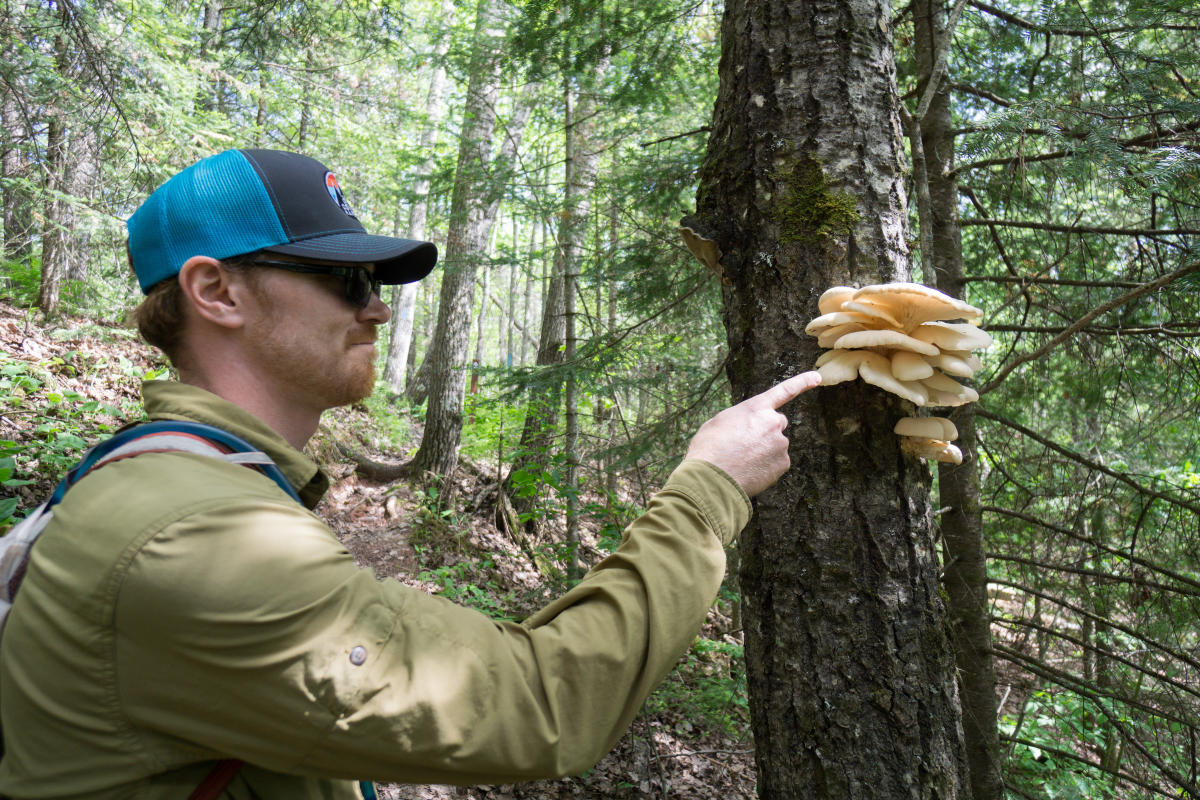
[776,158,860,244]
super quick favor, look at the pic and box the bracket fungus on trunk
[808,282,988,463]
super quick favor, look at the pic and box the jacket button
[349,646,367,666]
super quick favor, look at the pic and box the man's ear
[177,256,253,330]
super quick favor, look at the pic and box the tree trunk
[505,67,602,541]
[38,22,73,316]
[911,1,1004,797]
[297,47,315,149]
[690,1,968,797]
[384,0,454,394]
[2,84,34,265]
[196,3,222,111]
[410,0,533,478]
[65,127,98,284]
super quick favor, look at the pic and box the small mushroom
[894,416,961,463]
[679,226,725,281]
[900,437,963,464]
[894,416,958,441]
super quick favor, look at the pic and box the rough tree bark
[911,0,1004,797]
[688,1,969,797]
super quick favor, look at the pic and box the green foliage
[359,390,415,455]
[1001,690,1124,800]
[0,350,148,517]
[0,449,32,528]
[646,636,749,738]
[408,484,469,551]
[417,557,522,622]
[460,388,527,463]
[0,257,43,307]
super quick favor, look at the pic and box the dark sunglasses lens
[345,270,377,308]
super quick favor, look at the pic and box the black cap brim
[263,233,438,284]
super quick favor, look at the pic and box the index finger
[745,371,823,410]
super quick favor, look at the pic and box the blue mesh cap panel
[126,150,289,293]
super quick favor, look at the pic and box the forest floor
[0,300,757,799]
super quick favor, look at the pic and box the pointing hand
[684,372,822,497]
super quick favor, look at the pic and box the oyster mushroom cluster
[895,415,961,465]
[807,282,990,463]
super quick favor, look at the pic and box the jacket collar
[141,380,330,509]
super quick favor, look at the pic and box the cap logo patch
[324,171,357,218]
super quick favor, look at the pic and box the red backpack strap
[187,759,243,800]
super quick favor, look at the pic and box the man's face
[239,258,391,412]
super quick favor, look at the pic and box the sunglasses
[252,259,382,309]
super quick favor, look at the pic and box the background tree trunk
[1,86,34,266]
[690,0,968,796]
[408,0,505,478]
[910,1,1003,797]
[384,0,453,395]
[38,22,73,316]
[409,2,534,479]
[505,65,602,541]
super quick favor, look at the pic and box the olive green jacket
[0,381,750,799]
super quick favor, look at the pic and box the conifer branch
[982,505,1200,592]
[962,220,1198,237]
[976,408,1200,516]
[970,0,1200,35]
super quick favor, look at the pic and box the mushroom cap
[816,321,869,348]
[679,226,723,274]
[894,416,958,441]
[900,437,963,464]
[852,283,983,331]
[818,286,857,314]
[834,329,940,356]
[858,352,930,405]
[912,321,993,351]
[925,351,977,377]
[816,349,873,385]
[842,300,903,329]
[921,371,979,404]
[805,310,880,335]
[890,350,935,381]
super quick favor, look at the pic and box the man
[0,149,820,798]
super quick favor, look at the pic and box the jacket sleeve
[114,459,751,785]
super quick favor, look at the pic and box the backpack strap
[1,421,300,794]
[3,421,302,633]
[54,420,301,505]
[187,759,244,800]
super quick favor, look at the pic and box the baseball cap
[126,149,438,293]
